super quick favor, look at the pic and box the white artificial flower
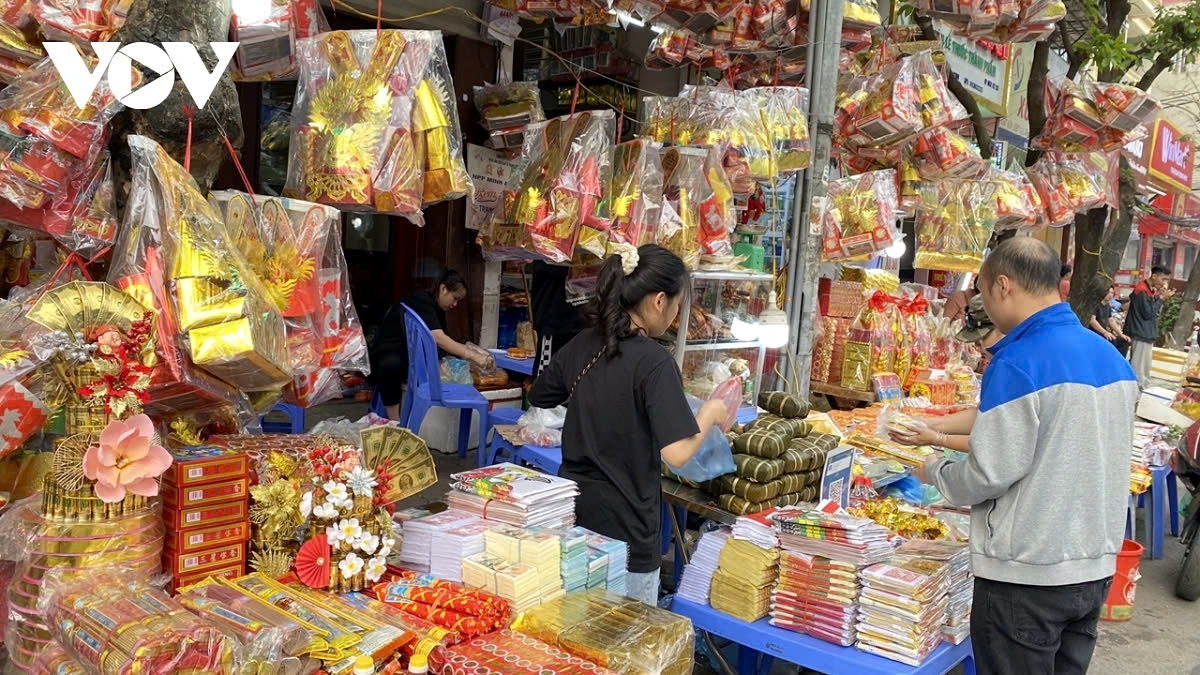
[365,556,387,583]
[325,524,343,545]
[324,481,349,505]
[339,552,364,578]
[299,492,313,520]
[357,533,380,554]
[337,518,362,544]
[346,466,378,497]
[312,501,339,520]
[378,536,396,559]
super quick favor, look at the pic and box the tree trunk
[1068,156,1138,323]
[1025,41,1050,168]
[1171,259,1200,347]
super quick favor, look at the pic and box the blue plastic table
[670,597,976,675]
[489,349,534,376]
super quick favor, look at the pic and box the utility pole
[783,0,843,396]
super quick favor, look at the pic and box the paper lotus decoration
[82,414,171,503]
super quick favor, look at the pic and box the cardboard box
[163,540,245,577]
[163,477,248,511]
[163,498,248,532]
[170,520,251,555]
[162,446,249,489]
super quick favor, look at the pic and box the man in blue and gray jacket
[921,238,1138,674]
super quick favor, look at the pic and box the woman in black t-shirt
[372,270,489,419]
[530,245,729,606]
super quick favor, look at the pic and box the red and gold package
[835,51,965,151]
[163,498,250,532]
[162,446,250,489]
[170,520,251,555]
[821,169,899,262]
[910,127,986,181]
[162,540,246,577]
[171,562,245,592]
[914,179,1000,273]
[909,376,957,406]
[162,476,249,510]
[1026,153,1107,227]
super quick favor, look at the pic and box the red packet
[0,381,48,460]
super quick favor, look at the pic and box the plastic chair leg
[407,398,431,438]
[963,655,978,675]
[1169,469,1181,537]
[1146,473,1164,559]
[456,409,473,459]
[476,408,491,467]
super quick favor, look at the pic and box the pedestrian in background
[920,238,1137,674]
[1123,265,1174,387]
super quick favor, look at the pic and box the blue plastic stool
[399,305,493,466]
[515,444,562,476]
[482,407,524,466]
[1127,465,1181,560]
[261,403,304,434]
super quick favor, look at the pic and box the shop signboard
[1148,117,1195,194]
[935,21,1013,116]
[466,144,522,231]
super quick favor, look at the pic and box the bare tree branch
[1058,23,1083,80]
[916,16,993,158]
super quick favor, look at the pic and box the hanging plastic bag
[820,169,899,262]
[914,179,1000,273]
[608,138,664,250]
[440,357,471,384]
[231,0,329,81]
[668,395,737,483]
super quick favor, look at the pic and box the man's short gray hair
[979,238,1061,296]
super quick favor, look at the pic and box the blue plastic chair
[484,407,524,466]
[261,402,304,434]
[399,304,493,466]
[368,388,387,418]
[516,444,563,476]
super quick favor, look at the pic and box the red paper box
[169,521,250,556]
[161,446,249,489]
[162,477,248,511]
[162,541,246,577]
[163,498,249,532]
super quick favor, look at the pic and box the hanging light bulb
[884,238,907,259]
[757,290,789,349]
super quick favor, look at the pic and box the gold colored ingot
[170,218,227,280]
[188,302,290,391]
[413,80,450,134]
[174,277,247,332]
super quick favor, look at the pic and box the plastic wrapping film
[834,51,967,154]
[231,0,329,82]
[33,0,134,44]
[914,180,1000,273]
[108,135,289,414]
[737,87,812,181]
[914,0,1065,42]
[607,138,664,250]
[0,0,45,83]
[483,110,615,264]
[510,590,694,675]
[36,568,254,674]
[1032,78,1159,153]
[0,496,166,672]
[657,144,734,268]
[1026,152,1109,227]
[285,30,472,224]
[0,58,123,254]
[0,299,50,461]
[820,169,898,263]
[429,628,619,675]
[909,127,987,182]
[473,81,546,152]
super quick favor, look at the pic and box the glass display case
[671,271,775,405]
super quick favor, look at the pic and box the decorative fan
[295,534,332,589]
[251,548,294,579]
[27,282,151,338]
[51,433,97,492]
[359,425,437,505]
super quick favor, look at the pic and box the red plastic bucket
[1100,539,1143,621]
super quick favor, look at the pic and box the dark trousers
[972,576,1112,675]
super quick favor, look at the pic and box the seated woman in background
[371,269,490,420]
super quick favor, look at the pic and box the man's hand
[915,454,941,485]
[1162,286,1177,299]
[888,417,940,447]
[1100,329,1114,340]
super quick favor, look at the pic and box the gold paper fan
[27,281,150,337]
[51,433,98,492]
[250,548,294,578]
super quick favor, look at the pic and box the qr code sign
[827,478,845,506]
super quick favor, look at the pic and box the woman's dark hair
[436,269,465,294]
[1060,264,1072,278]
[591,244,687,357]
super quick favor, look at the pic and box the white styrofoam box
[1136,387,1192,427]
[417,387,524,454]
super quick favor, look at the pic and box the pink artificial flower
[82,414,172,503]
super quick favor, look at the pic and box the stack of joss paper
[585,530,628,596]
[547,527,589,593]
[512,591,696,675]
[461,552,542,613]
[856,556,950,666]
[770,551,862,646]
[587,546,609,590]
[484,525,564,602]
[897,540,972,644]
[677,527,730,604]
[428,629,618,675]
[447,463,578,529]
[431,520,492,583]
[400,510,479,573]
[770,507,895,565]
[710,537,780,622]
[373,570,510,640]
